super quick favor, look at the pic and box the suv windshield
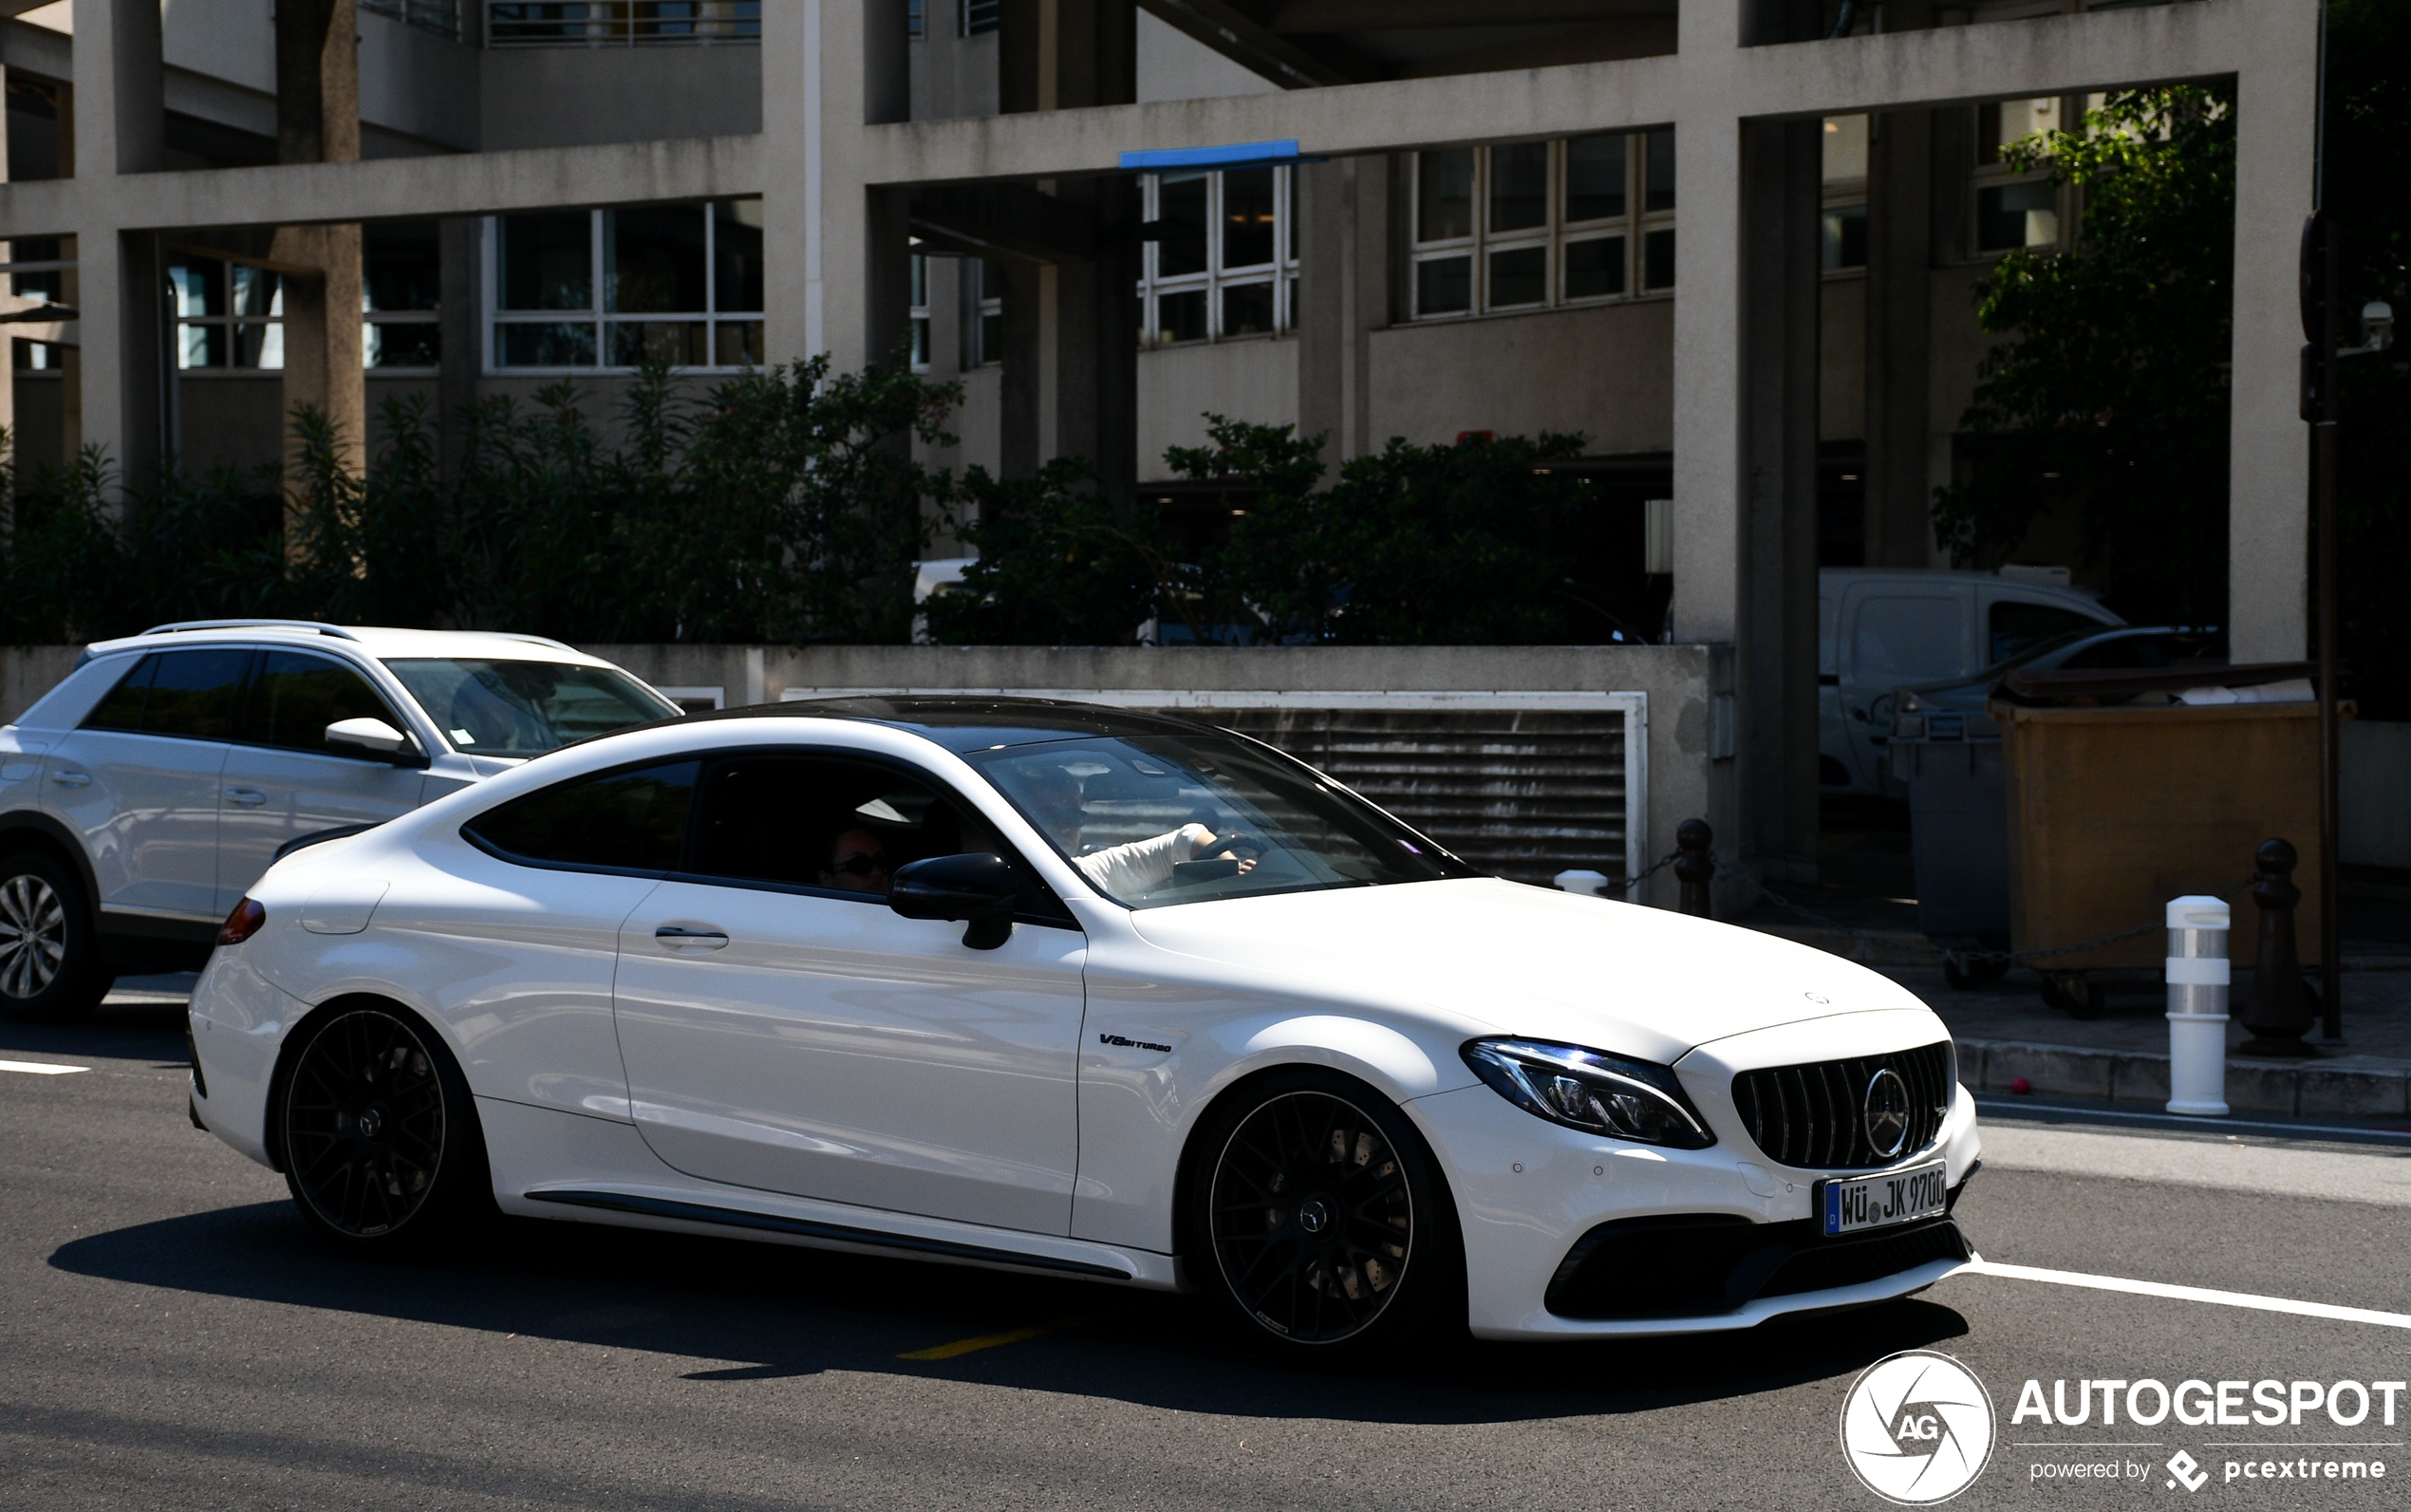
[383,659,677,756]
[967,732,1477,908]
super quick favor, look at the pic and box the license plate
[1821,1162,1949,1237]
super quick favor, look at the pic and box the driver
[1021,768,1256,896]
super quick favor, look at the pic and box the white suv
[0,622,682,1020]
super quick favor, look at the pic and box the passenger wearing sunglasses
[819,829,891,895]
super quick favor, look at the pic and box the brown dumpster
[1994,700,2324,984]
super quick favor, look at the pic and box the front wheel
[0,850,111,1023]
[279,1003,493,1249]
[1187,1070,1465,1359]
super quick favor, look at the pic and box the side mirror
[889,852,1019,950]
[326,717,426,768]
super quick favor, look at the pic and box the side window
[140,648,253,739]
[246,650,404,756]
[463,761,699,873]
[688,753,1071,922]
[1851,596,1964,684]
[83,654,159,733]
[1989,600,2106,666]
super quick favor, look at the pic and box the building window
[959,0,998,36]
[485,1,759,47]
[906,0,925,39]
[362,0,458,39]
[964,258,1003,367]
[908,253,931,371]
[1972,97,2065,253]
[171,256,284,371]
[485,198,764,372]
[1821,114,1868,272]
[1137,166,1297,346]
[365,220,442,370]
[1409,128,1673,322]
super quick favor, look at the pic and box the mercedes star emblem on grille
[1862,1068,1912,1159]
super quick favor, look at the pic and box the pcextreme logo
[1840,1351,1998,1505]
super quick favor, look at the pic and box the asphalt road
[6,999,2409,1511]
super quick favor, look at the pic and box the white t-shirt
[1075,823,1212,898]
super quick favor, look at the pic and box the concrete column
[865,184,914,371]
[1294,158,1346,455]
[68,0,164,489]
[436,216,479,476]
[273,0,364,518]
[762,0,825,365]
[2225,0,2323,663]
[1739,118,1822,885]
[1000,257,1043,476]
[1860,107,1934,569]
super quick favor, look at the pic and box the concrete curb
[1960,1036,2411,1119]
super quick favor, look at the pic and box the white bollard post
[1554,869,1612,899]
[2165,895,2231,1116]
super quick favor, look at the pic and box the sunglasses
[833,853,888,876]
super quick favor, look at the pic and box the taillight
[216,898,266,946]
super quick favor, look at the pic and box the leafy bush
[0,358,957,646]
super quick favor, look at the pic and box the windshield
[967,733,1478,909]
[383,659,678,757]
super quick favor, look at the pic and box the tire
[1186,1068,1466,1360]
[278,1002,494,1250]
[0,850,111,1023]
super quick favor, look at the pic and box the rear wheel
[279,1003,492,1249]
[0,850,110,1023]
[1187,1070,1464,1359]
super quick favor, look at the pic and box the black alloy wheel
[0,850,110,1023]
[281,1005,487,1245]
[1196,1074,1460,1353]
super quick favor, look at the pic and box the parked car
[1889,625,2230,743]
[1820,569,2121,795]
[188,696,1980,1357]
[0,622,681,1020]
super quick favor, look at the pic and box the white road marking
[1977,1123,2411,1206]
[1959,1260,2411,1331]
[0,1059,90,1075]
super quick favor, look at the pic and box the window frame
[1136,166,1299,348]
[1969,95,2073,259]
[481,200,766,376]
[1408,131,1675,325]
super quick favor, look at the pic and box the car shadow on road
[49,1198,1970,1426]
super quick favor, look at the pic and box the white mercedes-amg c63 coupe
[187,698,1981,1356]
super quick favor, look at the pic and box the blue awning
[1118,140,1312,173]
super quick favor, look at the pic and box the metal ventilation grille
[1730,1042,1955,1171]
[1187,707,1628,888]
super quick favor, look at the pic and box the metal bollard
[2164,895,2231,1117]
[1554,868,1612,899]
[2238,837,2317,1056]
[1674,819,1714,918]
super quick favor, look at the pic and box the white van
[1819,569,2121,795]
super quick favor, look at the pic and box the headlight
[1461,1038,1715,1149]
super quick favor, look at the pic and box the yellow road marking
[898,1323,1061,1361]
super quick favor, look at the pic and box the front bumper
[1410,1067,1982,1340]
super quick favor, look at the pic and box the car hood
[1124,876,1940,1065]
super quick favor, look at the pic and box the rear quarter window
[462,760,699,873]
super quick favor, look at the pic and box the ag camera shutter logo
[1840,1350,1997,1504]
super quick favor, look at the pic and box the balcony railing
[363,0,459,38]
[486,1,760,47]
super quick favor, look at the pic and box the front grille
[1545,1213,1970,1320]
[1730,1041,1954,1170]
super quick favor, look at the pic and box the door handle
[49,770,90,788]
[226,787,268,808]
[654,925,729,950]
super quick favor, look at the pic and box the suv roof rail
[139,619,363,641]
[484,632,580,654]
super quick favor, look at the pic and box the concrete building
[0,0,2322,891]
